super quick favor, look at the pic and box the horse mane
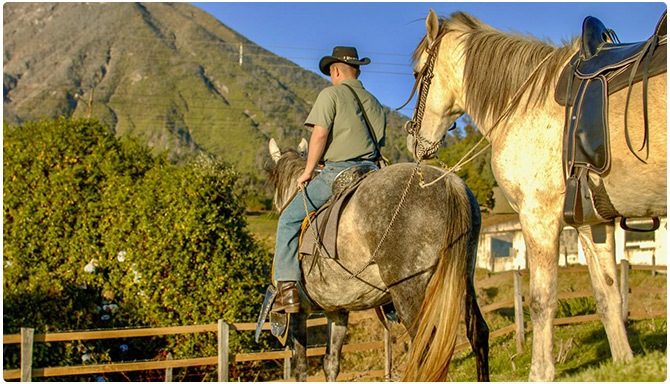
[267,149,306,212]
[413,11,578,124]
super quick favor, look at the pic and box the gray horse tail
[403,174,477,381]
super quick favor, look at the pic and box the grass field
[245,211,667,381]
[246,211,279,250]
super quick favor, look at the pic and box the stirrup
[620,217,660,232]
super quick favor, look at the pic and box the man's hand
[297,169,313,188]
[297,125,328,188]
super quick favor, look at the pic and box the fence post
[620,260,630,322]
[513,270,525,353]
[384,322,393,381]
[218,320,229,382]
[20,327,34,382]
[165,352,173,382]
[652,252,656,277]
[283,346,291,380]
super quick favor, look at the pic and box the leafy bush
[3,118,275,380]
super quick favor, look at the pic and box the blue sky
[192,2,667,117]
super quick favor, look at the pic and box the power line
[70,47,412,69]
[7,90,416,114]
[108,39,411,65]
[6,56,411,78]
[114,35,412,58]
[9,95,415,114]
[16,34,413,69]
[5,83,416,113]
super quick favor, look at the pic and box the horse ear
[298,138,309,157]
[269,138,281,163]
[426,9,440,47]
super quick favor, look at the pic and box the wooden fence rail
[3,263,666,381]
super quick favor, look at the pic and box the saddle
[298,164,378,259]
[555,11,667,228]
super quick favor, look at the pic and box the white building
[476,189,667,272]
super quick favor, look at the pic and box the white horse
[406,10,666,381]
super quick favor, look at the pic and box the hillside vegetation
[3,2,411,181]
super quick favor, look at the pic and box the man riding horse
[271,46,387,313]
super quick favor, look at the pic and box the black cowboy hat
[319,46,371,76]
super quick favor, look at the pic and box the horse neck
[271,152,305,213]
[458,31,577,142]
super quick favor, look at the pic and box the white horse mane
[267,149,305,212]
[414,11,579,124]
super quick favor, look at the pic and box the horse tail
[403,174,479,382]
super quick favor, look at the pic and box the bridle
[398,31,556,189]
[397,40,454,160]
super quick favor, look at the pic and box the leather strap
[623,35,656,163]
[343,83,384,163]
[623,10,665,163]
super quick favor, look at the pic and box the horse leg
[384,275,431,338]
[323,310,349,382]
[290,309,309,381]
[521,214,561,382]
[577,223,633,362]
[465,281,490,381]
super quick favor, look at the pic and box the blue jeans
[273,160,374,282]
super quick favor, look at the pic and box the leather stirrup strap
[640,35,657,153]
[623,10,666,163]
[623,35,655,164]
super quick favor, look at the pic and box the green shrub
[3,118,275,380]
[436,121,496,210]
[556,297,597,318]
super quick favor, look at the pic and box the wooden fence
[3,262,666,382]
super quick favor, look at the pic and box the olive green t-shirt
[304,79,386,162]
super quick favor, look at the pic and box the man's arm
[296,125,329,187]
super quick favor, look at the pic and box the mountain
[3,2,411,175]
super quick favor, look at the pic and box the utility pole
[86,88,94,118]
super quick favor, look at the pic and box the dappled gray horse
[267,139,489,381]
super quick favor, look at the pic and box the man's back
[305,78,386,163]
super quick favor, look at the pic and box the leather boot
[272,281,300,313]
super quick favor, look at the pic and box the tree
[435,117,496,211]
[3,118,276,380]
